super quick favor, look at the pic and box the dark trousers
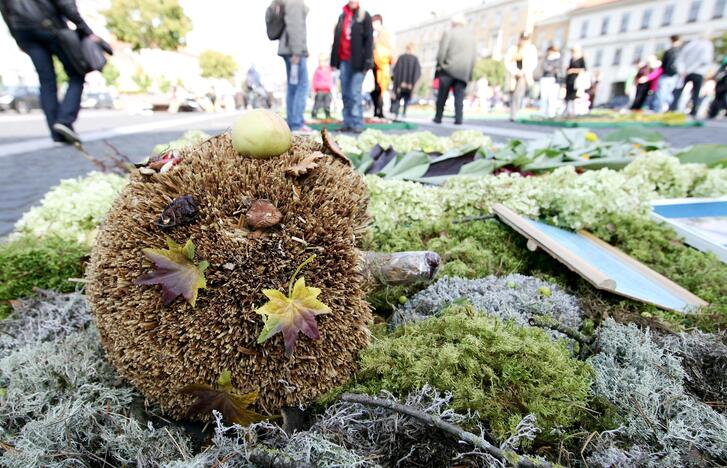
[391,89,412,118]
[13,28,85,140]
[434,72,466,124]
[311,91,332,119]
[370,64,384,118]
[670,73,704,116]
[631,83,651,110]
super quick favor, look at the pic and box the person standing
[433,14,476,125]
[330,1,373,133]
[538,45,562,118]
[564,44,586,116]
[391,43,421,119]
[311,54,333,119]
[631,57,663,111]
[671,33,714,117]
[273,0,311,133]
[370,14,392,118]
[504,32,538,121]
[653,35,681,112]
[0,0,98,144]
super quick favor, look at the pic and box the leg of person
[548,82,560,118]
[312,92,322,119]
[453,78,466,124]
[669,80,685,112]
[349,69,365,131]
[434,73,453,123]
[688,73,704,117]
[323,92,332,119]
[390,91,400,118]
[283,56,297,129]
[510,78,525,121]
[402,90,411,117]
[340,61,353,129]
[653,75,674,113]
[13,30,60,140]
[292,56,309,129]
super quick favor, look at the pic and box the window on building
[601,16,610,35]
[688,0,702,22]
[619,12,630,32]
[633,44,644,62]
[662,4,675,25]
[594,49,603,67]
[714,0,726,18]
[580,19,589,39]
[655,42,666,55]
[512,6,519,24]
[554,28,563,48]
[612,47,622,65]
[640,8,652,29]
[495,11,502,25]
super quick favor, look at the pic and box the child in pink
[312,54,334,119]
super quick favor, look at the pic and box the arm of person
[436,32,449,69]
[503,47,519,75]
[363,13,374,70]
[51,0,93,36]
[284,0,307,60]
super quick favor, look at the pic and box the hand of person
[291,55,300,65]
[88,33,101,43]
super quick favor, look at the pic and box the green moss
[348,304,595,442]
[0,236,88,317]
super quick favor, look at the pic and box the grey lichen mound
[0,291,90,358]
[0,326,190,466]
[86,133,372,418]
[657,330,727,411]
[588,320,727,467]
[391,274,583,335]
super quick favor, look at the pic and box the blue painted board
[652,201,727,219]
[527,219,700,313]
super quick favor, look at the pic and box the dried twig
[339,393,547,467]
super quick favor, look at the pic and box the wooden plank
[493,203,707,313]
[579,231,708,307]
[493,204,616,290]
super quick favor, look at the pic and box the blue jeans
[283,55,309,130]
[339,60,364,130]
[13,28,85,140]
[653,75,678,112]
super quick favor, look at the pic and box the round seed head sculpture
[87,117,376,419]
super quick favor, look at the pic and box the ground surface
[1,108,726,236]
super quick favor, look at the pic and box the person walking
[271,0,311,133]
[330,1,373,133]
[564,44,586,116]
[538,45,562,118]
[370,14,392,118]
[311,54,333,119]
[504,32,538,122]
[671,32,714,117]
[653,35,681,112]
[433,14,476,125]
[631,57,663,111]
[0,0,99,144]
[391,43,421,119]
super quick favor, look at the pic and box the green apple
[231,109,292,158]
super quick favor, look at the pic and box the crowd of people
[271,0,727,131]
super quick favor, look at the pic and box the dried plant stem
[339,393,546,468]
[530,315,593,346]
[248,448,311,468]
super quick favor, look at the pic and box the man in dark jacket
[433,14,476,125]
[0,0,97,144]
[330,0,373,133]
[391,43,421,119]
[275,0,310,132]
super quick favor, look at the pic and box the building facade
[567,0,727,104]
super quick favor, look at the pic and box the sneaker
[292,125,315,135]
[334,125,352,132]
[348,127,364,134]
[432,118,442,124]
[52,123,82,145]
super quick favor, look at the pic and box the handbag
[48,20,113,75]
[81,35,113,72]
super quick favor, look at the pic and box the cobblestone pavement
[1,109,726,236]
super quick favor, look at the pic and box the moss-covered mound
[0,236,87,318]
[86,134,372,418]
[349,304,594,442]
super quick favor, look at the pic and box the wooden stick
[339,393,547,467]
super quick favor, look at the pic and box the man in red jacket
[330,1,373,133]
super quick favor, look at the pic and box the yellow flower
[583,153,590,160]
[585,132,598,142]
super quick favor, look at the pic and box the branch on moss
[339,393,547,468]
[529,315,593,347]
